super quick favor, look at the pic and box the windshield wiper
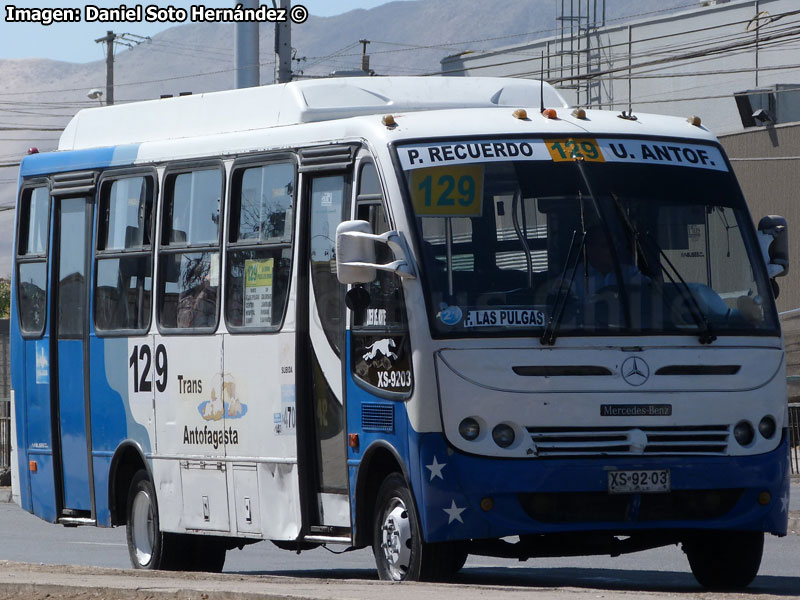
[572,159,632,329]
[607,193,716,344]
[645,233,717,344]
[541,229,585,346]
[511,189,534,289]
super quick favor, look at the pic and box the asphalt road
[0,485,799,596]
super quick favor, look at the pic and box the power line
[433,8,800,77]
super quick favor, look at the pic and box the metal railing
[790,404,800,476]
[0,398,9,470]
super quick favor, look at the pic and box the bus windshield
[398,137,779,339]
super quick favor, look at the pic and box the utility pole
[235,0,260,88]
[274,0,292,83]
[95,30,116,105]
[359,39,370,74]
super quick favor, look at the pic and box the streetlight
[87,89,104,105]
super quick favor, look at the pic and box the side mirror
[757,215,789,278]
[335,220,416,285]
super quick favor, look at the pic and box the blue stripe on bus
[19,144,141,177]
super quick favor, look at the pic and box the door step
[58,517,96,527]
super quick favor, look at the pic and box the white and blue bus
[10,77,790,587]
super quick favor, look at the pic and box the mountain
[0,0,697,275]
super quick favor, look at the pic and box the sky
[0,0,398,277]
[1,0,397,63]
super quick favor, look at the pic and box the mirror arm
[337,259,416,279]
[337,230,417,279]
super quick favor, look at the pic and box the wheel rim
[380,497,412,581]
[131,488,156,567]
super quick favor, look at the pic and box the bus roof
[58,77,569,151]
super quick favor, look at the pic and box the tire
[371,472,466,581]
[683,531,763,590]
[126,470,180,570]
[179,535,227,573]
[125,470,227,572]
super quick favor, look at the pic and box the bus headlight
[733,420,755,446]
[492,424,515,448]
[459,417,480,441]
[758,416,776,439]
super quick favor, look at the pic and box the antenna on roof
[540,51,545,114]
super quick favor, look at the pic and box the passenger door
[297,148,354,537]
[50,174,96,519]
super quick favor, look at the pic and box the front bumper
[416,431,790,543]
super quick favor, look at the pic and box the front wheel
[372,473,467,581]
[683,531,763,589]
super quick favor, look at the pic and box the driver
[575,226,649,300]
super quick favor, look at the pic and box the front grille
[527,425,729,457]
[518,489,743,523]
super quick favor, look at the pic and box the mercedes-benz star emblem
[621,356,649,386]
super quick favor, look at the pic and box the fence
[0,319,8,473]
[791,404,800,476]
[0,398,9,470]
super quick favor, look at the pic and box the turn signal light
[348,433,360,449]
[29,460,37,473]
[733,420,755,446]
[757,491,771,505]
[459,417,480,441]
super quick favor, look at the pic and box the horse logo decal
[362,338,398,362]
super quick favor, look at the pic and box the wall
[441,0,800,136]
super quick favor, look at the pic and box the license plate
[608,469,670,494]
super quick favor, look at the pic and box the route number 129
[410,165,484,217]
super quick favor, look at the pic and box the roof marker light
[27,147,39,155]
[571,108,587,119]
[542,108,558,120]
[381,114,397,128]
[512,108,528,120]
[687,115,702,127]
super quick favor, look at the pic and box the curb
[0,488,11,503]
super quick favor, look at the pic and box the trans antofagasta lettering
[183,425,239,449]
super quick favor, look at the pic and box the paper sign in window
[244,258,274,327]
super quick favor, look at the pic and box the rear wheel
[126,470,181,570]
[683,531,763,589]
[125,470,226,572]
[372,473,466,581]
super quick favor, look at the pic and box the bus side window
[225,160,295,331]
[158,166,223,332]
[16,185,50,337]
[351,162,413,396]
[95,174,155,334]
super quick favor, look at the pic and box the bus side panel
[23,339,56,521]
[27,451,57,522]
[345,334,411,538]
[222,332,301,540]
[9,317,31,511]
[153,334,227,533]
[89,335,155,526]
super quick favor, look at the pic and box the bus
[10,76,790,588]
